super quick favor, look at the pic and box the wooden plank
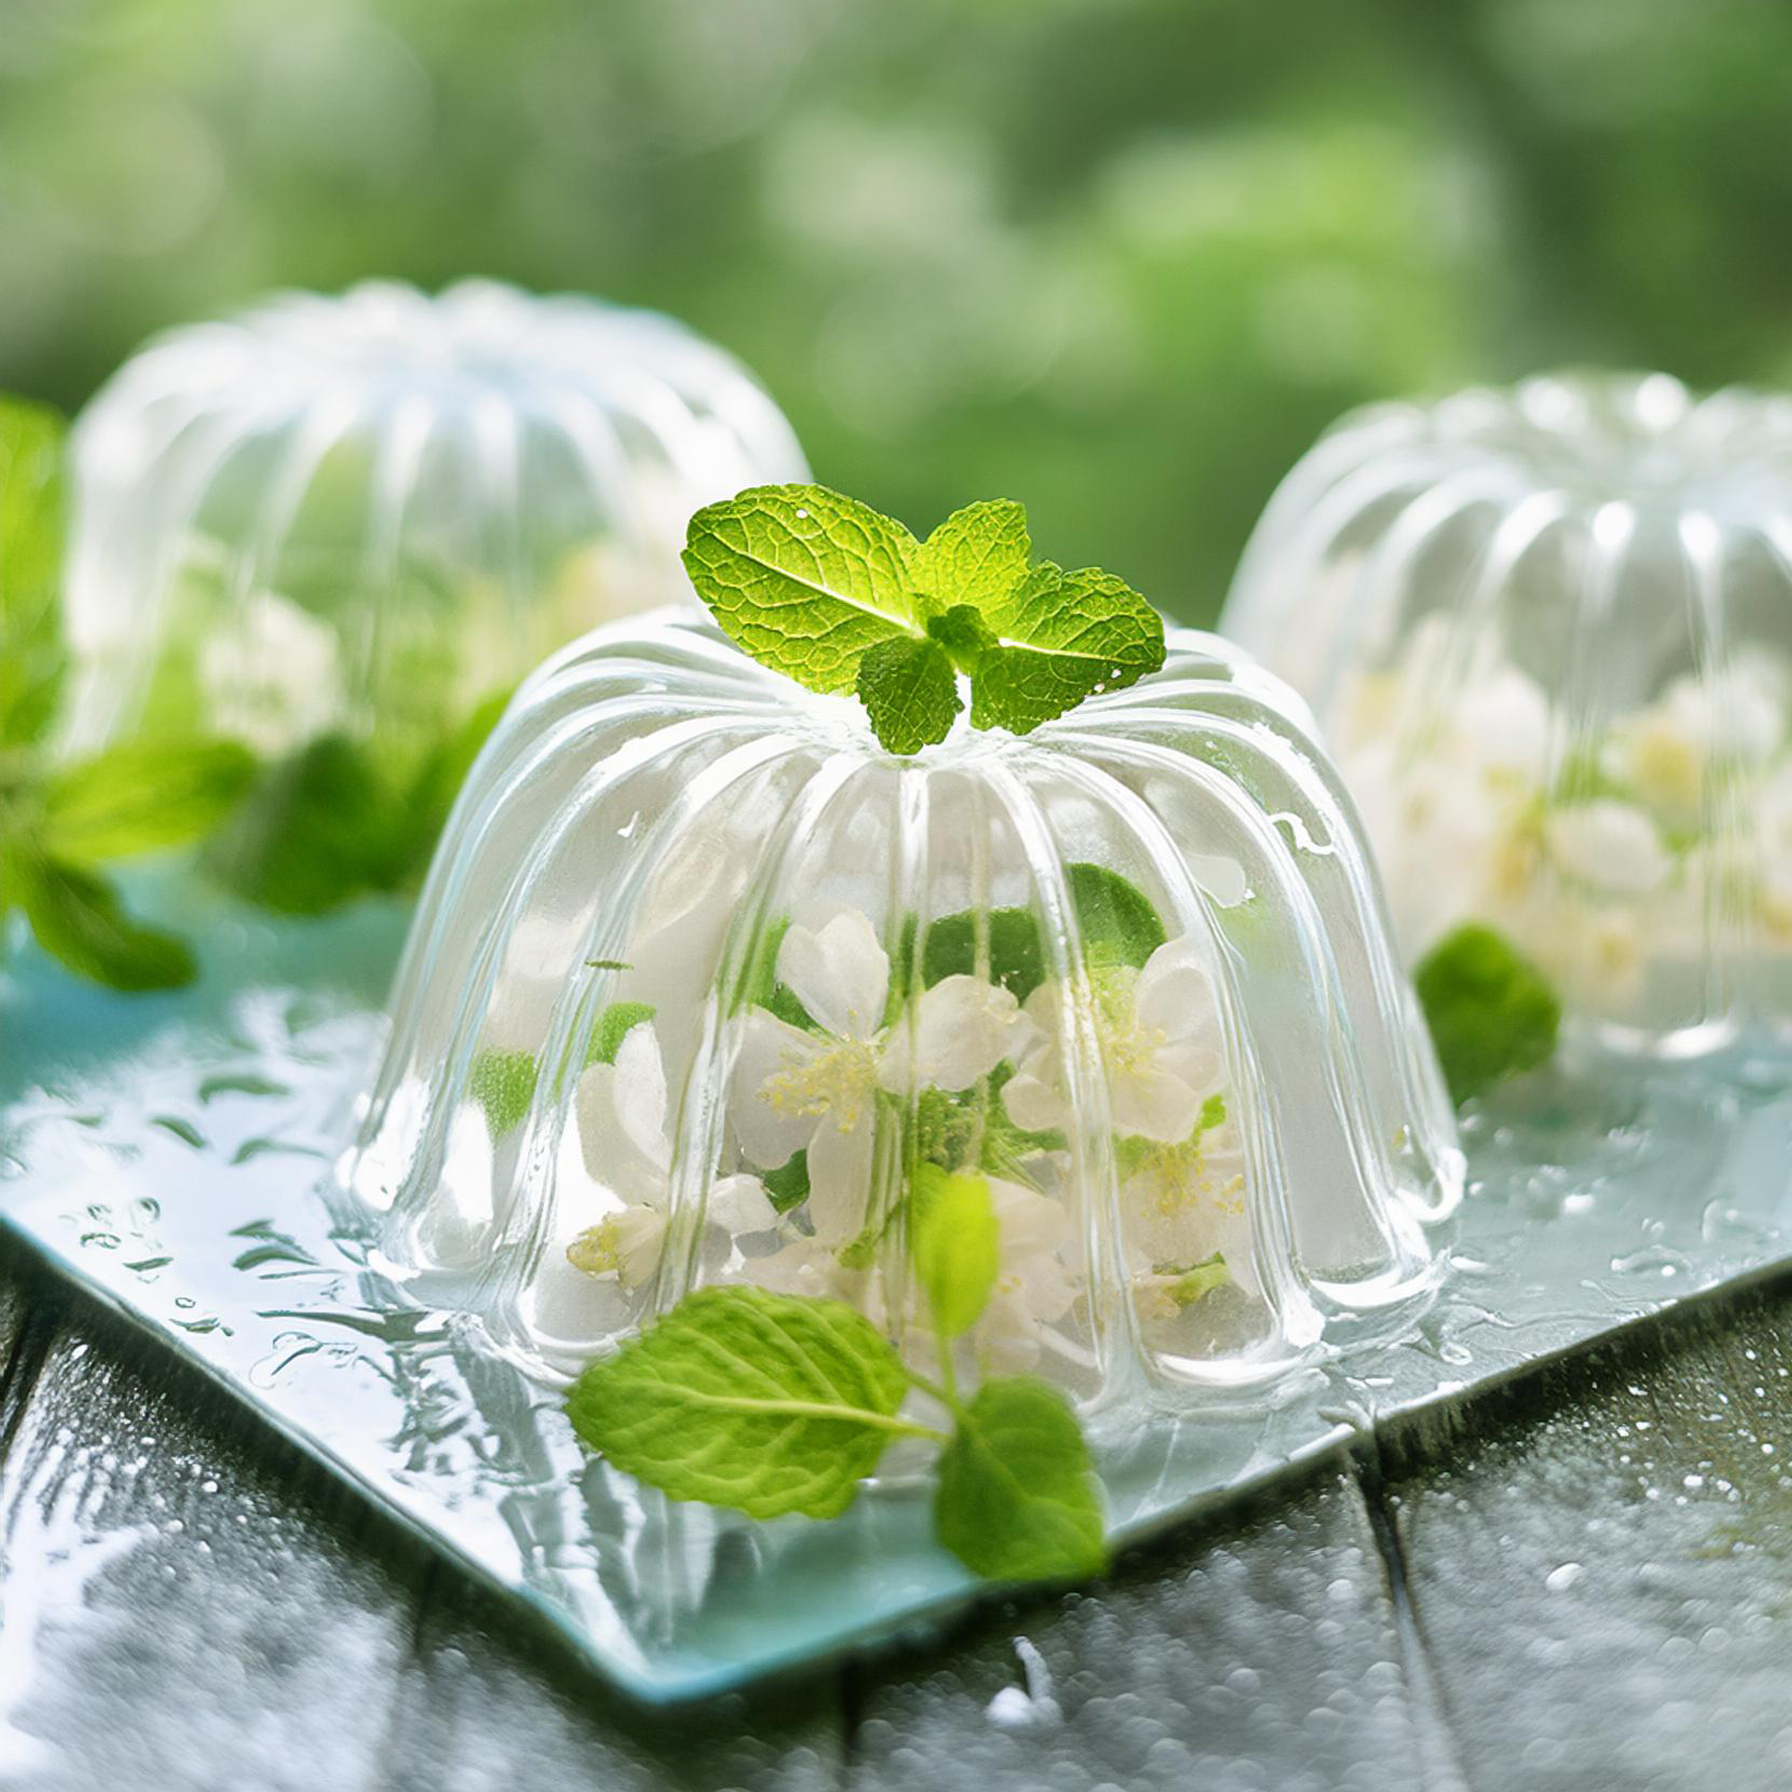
[843,1449,1452,1792]
[1380,1273,1792,1792]
[0,1243,848,1792]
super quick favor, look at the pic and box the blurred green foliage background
[3,0,1789,624]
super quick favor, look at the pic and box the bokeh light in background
[3,0,1791,623]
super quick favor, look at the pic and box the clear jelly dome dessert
[1223,372,1792,1054]
[61,279,807,761]
[345,611,1462,1406]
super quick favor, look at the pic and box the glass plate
[4,868,1790,1702]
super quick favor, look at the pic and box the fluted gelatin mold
[1223,372,1792,1054]
[62,279,807,758]
[347,612,1462,1405]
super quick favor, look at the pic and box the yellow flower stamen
[568,1219,623,1277]
[760,1038,879,1131]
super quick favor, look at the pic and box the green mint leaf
[855,634,961,754]
[14,851,196,990]
[970,563,1165,736]
[1163,1252,1230,1308]
[1069,861,1167,968]
[1413,921,1561,1103]
[41,738,257,865]
[587,1000,656,1066]
[761,1149,811,1214]
[0,397,68,748]
[925,603,998,674]
[205,734,406,915]
[911,1164,999,1339]
[565,1285,913,1520]
[934,1376,1107,1582]
[682,484,922,697]
[1196,1092,1227,1133]
[920,905,1046,1002]
[469,1047,538,1141]
[735,913,817,1029]
[914,500,1030,617]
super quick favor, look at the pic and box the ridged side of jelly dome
[62,279,807,755]
[348,612,1461,1402]
[1223,372,1792,1050]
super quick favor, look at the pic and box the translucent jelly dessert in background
[1222,372,1792,1054]
[346,611,1462,1412]
[61,279,808,763]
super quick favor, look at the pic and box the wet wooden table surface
[3,1234,1791,1792]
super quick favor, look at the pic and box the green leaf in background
[41,738,257,865]
[921,903,1047,1001]
[913,499,1030,616]
[855,633,961,754]
[682,484,922,696]
[12,852,196,991]
[204,733,406,915]
[761,1149,811,1214]
[393,684,514,881]
[566,1285,920,1520]
[911,1163,999,1339]
[0,397,68,748]
[969,562,1166,736]
[1069,860,1167,968]
[1413,921,1561,1104]
[933,1376,1107,1582]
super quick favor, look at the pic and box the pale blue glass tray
[4,869,1791,1702]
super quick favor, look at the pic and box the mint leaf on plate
[1413,921,1560,1103]
[970,562,1166,736]
[911,1164,998,1339]
[682,485,922,697]
[856,634,961,754]
[42,738,257,865]
[12,852,196,991]
[933,1375,1107,1581]
[566,1285,919,1520]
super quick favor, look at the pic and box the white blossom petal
[610,1205,670,1288]
[804,1109,876,1245]
[705,1174,778,1237]
[575,1062,670,1208]
[1000,1070,1061,1134]
[904,975,1024,1092]
[777,909,890,1041]
[1134,937,1219,1041]
[612,1021,670,1168]
[731,1008,824,1167]
[1109,1062,1204,1144]
[1545,801,1671,896]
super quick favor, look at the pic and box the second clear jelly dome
[346,612,1462,1410]
[1224,372,1792,1053]
[61,279,807,761]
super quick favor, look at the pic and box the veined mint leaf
[1413,921,1560,1103]
[42,738,257,865]
[911,1164,998,1339]
[682,485,922,697]
[934,1376,1106,1582]
[970,563,1165,735]
[925,603,998,674]
[0,397,68,748]
[856,634,961,754]
[14,852,196,990]
[1069,862,1166,969]
[566,1285,914,1520]
[914,500,1030,616]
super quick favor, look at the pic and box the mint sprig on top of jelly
[681,484,1167,753]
